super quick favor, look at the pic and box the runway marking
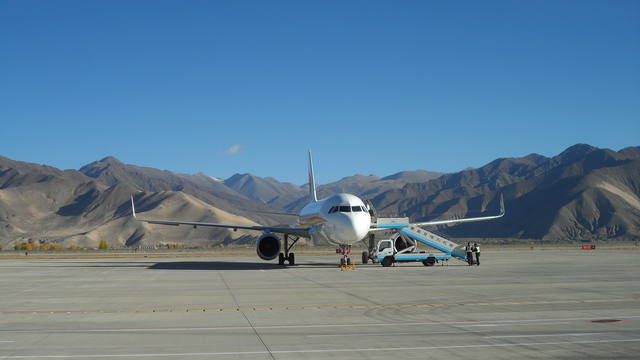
[0,296,638,314]
[0,317,634,333]
[0,339,638,358]
[308,330,494,337]
[463,322,571,327]
[486,332,610,338]
[100,268,120,274]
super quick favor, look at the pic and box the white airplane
[131,151,504,265]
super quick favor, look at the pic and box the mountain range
[1,143,638,248]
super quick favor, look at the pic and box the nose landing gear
[338,245,354,270]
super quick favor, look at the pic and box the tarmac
[0,249,639,359]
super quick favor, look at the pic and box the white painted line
[469,321,572,327]
[0,341,14,343]
[459,324,498,327]
[308,330,494,337]
[100,268,120,274]
[486,332,610,339]
[0,338,638,358]
[1,327,257,333]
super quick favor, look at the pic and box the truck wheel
[423,257,436,266]
[382,256,394,267]
[362,251,368,264]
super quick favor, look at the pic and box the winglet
[499,193,505,216]
[308,150,317,202]
[131,195,141,221]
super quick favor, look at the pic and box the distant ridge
[372,144,640,240]
[1,143,639,248]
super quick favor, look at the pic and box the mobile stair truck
[364,217,469,267]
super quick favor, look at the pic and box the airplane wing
[414,193,505,227]
[130,196,311,238]
[251,211,300,219]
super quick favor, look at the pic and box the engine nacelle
[256,233,281,261]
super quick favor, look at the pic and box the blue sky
[1,0,638,185]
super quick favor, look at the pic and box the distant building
[138,245,158,250]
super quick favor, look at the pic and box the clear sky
[1,0,638,185]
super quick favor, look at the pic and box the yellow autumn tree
[69,245,81,250]
[24,243,33,251]
[15,243,23,250]
[98,240,108,249]
[39,243,49,251]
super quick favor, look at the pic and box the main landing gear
[278,234,299,266]
[338,245,353,267]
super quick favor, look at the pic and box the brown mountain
[1,143,639,249]
[0,157,271,248]
[370,144,640,240]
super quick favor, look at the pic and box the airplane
[131,151,504,266]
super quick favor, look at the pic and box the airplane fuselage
[299,193,371,246]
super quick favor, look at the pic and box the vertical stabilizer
[308,150,318,202]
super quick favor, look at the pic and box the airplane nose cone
[341,214,370,243]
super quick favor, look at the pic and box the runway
[1,250,639,359]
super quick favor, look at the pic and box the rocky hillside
[371,144,640,240]
[1,143,639,248]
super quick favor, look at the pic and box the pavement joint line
[0,296,638,314]
[216,269,275,360]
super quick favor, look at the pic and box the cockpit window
[328,206,337,214]
[352,206,362,212]
[339,206,351,212]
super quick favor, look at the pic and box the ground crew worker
[474,243,480,266]
[466,242,473,266]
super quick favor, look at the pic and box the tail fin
[308,150,318,202]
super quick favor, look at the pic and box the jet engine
[256,233,281,261]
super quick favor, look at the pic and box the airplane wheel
[278,253,285,265]
[289,253,295,266]
[362,251,368,264]
[382,256,393,267]
[347,257,352,266]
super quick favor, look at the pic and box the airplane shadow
[147,261,341,271]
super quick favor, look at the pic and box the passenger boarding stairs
[376,218,468,261]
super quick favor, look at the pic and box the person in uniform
[466,242,473,266]
[474,243,480,266]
